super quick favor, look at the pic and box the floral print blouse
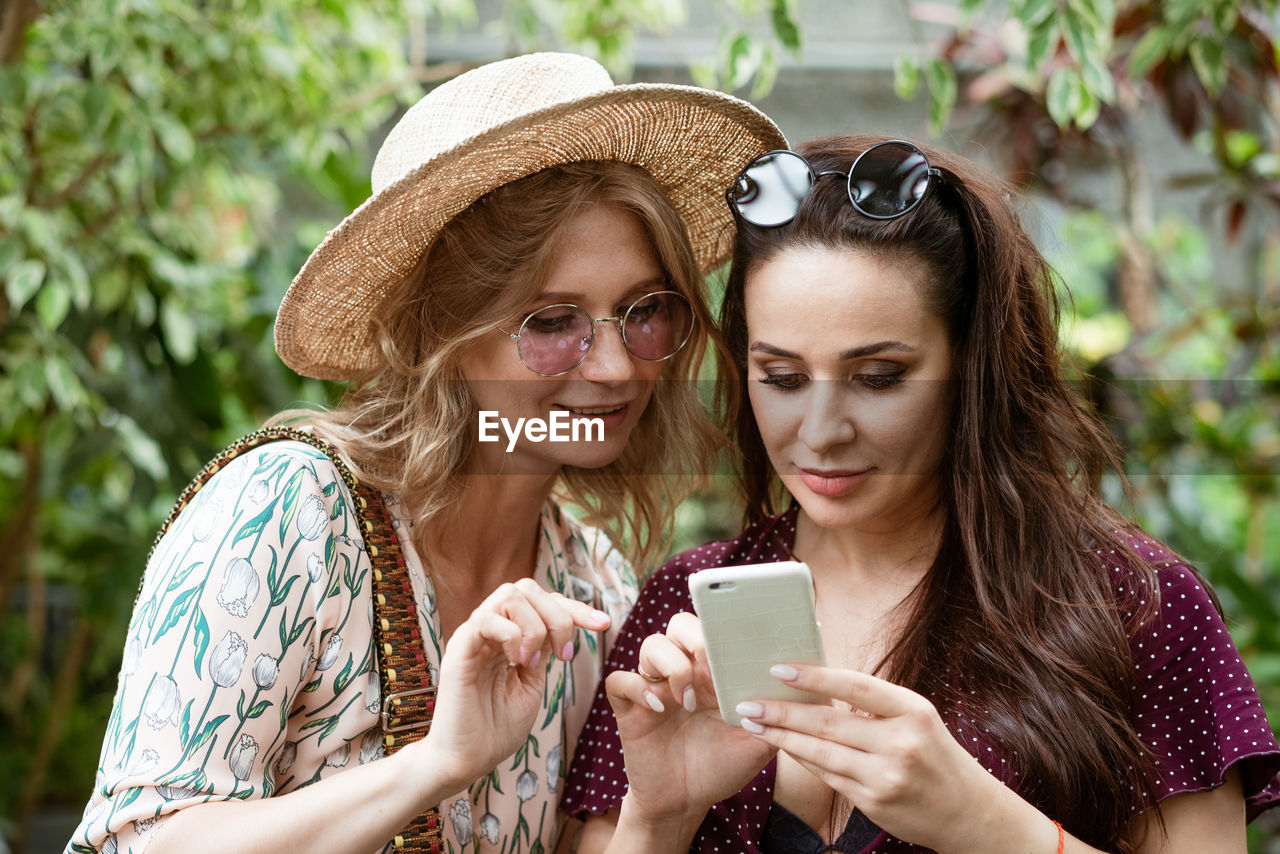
[66,439,639,854]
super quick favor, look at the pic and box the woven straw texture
[274,53,786,380]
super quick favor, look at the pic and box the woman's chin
[555,442,631,471]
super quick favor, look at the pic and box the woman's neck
[422,471,558,596]
[793,502,945,595]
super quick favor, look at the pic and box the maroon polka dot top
[560,508,1280,853]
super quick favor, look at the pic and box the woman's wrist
[933,775,1066,854]
[389,734,475,809]
[609,791,705,851]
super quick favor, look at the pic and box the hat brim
[275,83,786,380]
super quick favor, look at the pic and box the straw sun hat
[274,52,787,380]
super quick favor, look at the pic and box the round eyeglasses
[502,289,696,377]
[727,140,942,227]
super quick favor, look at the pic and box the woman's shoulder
[1108,530,1280,814]
[1091,526,1218,626]
[152,435,365,581]
[189,435,352,500]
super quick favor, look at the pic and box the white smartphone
[688,560,827,727]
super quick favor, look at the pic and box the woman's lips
[798,468,870,497]
[558,403,629,430]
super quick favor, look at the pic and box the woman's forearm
[145,736,467,854]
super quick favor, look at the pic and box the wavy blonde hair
[270,161,725,572]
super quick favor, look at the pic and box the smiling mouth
[558,404,627,416]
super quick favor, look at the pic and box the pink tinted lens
[518,305,593,375]
[622,291,694,361]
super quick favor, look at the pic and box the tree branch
[36,151,116,209]
[0,0,36,66]
[0,436,41,621]
[22,107,42,205]
[13,620,94,854]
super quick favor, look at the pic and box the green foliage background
[1,0,1277,851]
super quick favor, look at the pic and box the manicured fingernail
[683,687,697,712]
[530,649,542,669]
[592,609,611,624]
[643,690,665,713]
[770,663,799,681]
[560,641,575,661]
[741,717,765,734]
[735,700,764,719]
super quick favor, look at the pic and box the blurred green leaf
[725,32,760,90]
[1046,66,1081,127]
[1128,27,1170,78]
[1026,13,1059,70]
[750,44,780,100]
[924,58,957,135]
[44,356,83,411]
[894,55,921,100]
[160,298,199,365]
[1012,0,1055,27]
[1061,4,1091,65]
[112,414,168,480]
[1189,37,1227,95]
[769,0,801,54]
[5,259,47,311]
[35,279,72,330]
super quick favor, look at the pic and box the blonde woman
[67,53,784,854]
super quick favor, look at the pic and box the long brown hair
[719,135,1164,849]
[272,160,724,572]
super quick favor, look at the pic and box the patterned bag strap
[146,426,444,853]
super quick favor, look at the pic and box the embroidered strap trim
[146,426,444,853]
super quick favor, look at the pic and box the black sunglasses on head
[727,139,943,227]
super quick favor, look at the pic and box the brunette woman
[563,135,1280,853]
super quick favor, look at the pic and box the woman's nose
[576,319,636,383]
[795,381,856,451]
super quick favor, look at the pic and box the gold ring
[635,663,664,683]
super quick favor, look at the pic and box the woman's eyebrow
[839,341,916,359]
[748,340,917,359]
[749,341,800,358]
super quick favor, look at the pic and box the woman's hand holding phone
[604,612,775,825]
[736,663,1043,854]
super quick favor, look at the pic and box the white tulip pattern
[252,654,278,690]
[516,769,538,802]
[209,631,247,688]
[229,734,258,781]
[448,798,474,846]
[295,494,328,540]
[306,552,325,583]
[68,441,638,854]
[217,557,259,618]
[315,634,341,671]
[479,812,501,844]
[546,744,562,793]
[142,676,181,730]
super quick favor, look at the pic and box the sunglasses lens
[731,151,814,226]
[848,142,932,219]
[518,305,593,375]
[623,291,694,361]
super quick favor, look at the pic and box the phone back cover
[690,563,827,726]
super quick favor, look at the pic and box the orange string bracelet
[1053,820,1065,854]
